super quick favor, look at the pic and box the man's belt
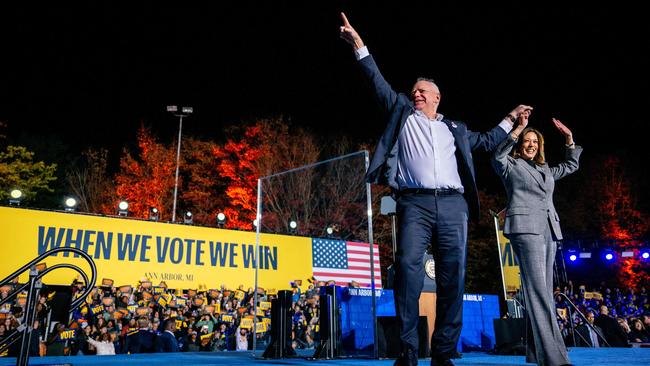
[398,188,461,196]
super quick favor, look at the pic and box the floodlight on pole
[149,207,159,221]
[9,189,23,206]
[216,212,226,228]
[118,200,129,216]
[167,105,193,223]
[183,211,193,224]
[64,197,78,212]
[289,220,297,234]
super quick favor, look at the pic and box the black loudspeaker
[262,290,296,358]
[377,316,429,358]
[313,285,342,359]
[493,318,526,355]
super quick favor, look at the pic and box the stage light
[216,212,226,228]
[640,249,650,260]
[621,250,635,258]
[118,200,129,216]
[64,197,78,212]
[289,220,297,234]
[326,227,334,235]
[9,189,23,206]
[149,207,159,221]
[183,211,193,224]
[566,249,578,263]
[602,250,616,262]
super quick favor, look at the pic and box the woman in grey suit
[492,109,582,366]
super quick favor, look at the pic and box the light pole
[167,105,193,223]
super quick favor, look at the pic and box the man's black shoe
[430,356,454,366]
[394,348,419,366]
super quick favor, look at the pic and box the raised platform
[2,348,649,366]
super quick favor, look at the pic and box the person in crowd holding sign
[491,110,581,365]
[87,332,116,355]
[236,326,249,351]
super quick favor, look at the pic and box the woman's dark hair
[512,127,546,165]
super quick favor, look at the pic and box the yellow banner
[494,211,522,297]
[0,207,313,290]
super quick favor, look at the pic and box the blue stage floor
[2,348,649,366]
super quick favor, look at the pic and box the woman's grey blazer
[491,134,582,240]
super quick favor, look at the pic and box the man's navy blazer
[155,331,180,353]
[360,55,507,221]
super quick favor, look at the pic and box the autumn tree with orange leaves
[107,126,176,220]
[212,123,265,230]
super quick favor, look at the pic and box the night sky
[1,3,648,191]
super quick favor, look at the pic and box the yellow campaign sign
[259,301,272,310]
[221,314,234,323]
[240,318,253,329]
[493,211,521,297]
[90,305,104,315]
[255,321,267,333]
[59,329,76,340]
[497,230,521,293]
[0,207,313,290]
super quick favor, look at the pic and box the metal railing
[557,292,610,347]
[0,247,97,365]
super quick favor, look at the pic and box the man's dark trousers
[394,191,468,359]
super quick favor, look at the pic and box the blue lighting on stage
[603,250,616,261]
[641,250,650,260]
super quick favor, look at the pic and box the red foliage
[106,126,176,220]
[597,156,650,288]
[212,125,264,230]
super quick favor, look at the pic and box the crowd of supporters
[3,278,649,357]
[1,278,328,356]
[552,282,650,347]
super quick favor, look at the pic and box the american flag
[312,238,382,288]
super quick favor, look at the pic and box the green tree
[0,145,58,201]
